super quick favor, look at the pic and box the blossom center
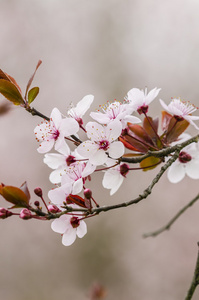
[98,140,109,150]
[70,216,80,228]
[120,163,129,177]
[66,155,76,166]
[52,129,60,140]
[179,151,192,163]
[137,105,148,115]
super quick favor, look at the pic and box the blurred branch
[143,193,199,238]
[185,242,199,300]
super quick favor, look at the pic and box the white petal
[167,162,185,183]
[62,227,77,246]
[90,111,110,124]
[49,168,64,184]
[75,95,94,116]
[89,150,107,165]
[105,119,122,141]
[76,220,87,238]
[186,161,199,179]
[86,122,105,141]
[59,117,79,136]
[37,140,54,153]
[51,216,68,234]
[72,178,83,194]
[82,162,96,177]
[108,141,124,159]
[76,141,98,158]
[51,108,62,128]
[159,99,169,112]
[145,88,161,105]
[44,153,66,169]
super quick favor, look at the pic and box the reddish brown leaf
[143,116,159,141]
[161,111,173,132]
[166,117,189,143]
[0,183,30,208]
[66,194,87,208]
[0,79,24,105]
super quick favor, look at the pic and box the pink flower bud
[48,204,61,213]
[20,208,32,220]
[34,187,43,197]
[34,200,40,207]
[0,208,13,219]
[84,188,92,199]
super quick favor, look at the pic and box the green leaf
[0,183,30,208]
[0,79,24,105]
[140,156,162,171]
[28,87,39,104]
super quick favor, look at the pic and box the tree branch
[185,242,199,300]
[143,193,199,238]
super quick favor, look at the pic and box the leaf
[119,136,148,153]
[0,183,30,208]
[25,60,42,99]
[66,194,87,208]
[166,117,189,143]
[28,87,39,104]
[161,111,173,132]
[143,116,159,141]
[0,79,24,105]
[128,123,153,145]
[0,69,22,93]
[140,156,162,171]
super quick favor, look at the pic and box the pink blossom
[90,101,140,128]
[126,87,161,114]
[34,107,79,153]
[51,211,87,246]
[167,140,199,183]
[160,98,199,129]
[68,94,94,126]
[76,120,124,165]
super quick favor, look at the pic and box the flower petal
[76,220,87,238]
[62,227,77,246]
[167,162,185,183]
[108,141,124,159]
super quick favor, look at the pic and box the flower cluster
[33,88,199,245]
[0,64,199,247]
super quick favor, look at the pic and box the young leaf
[25,60,42,99]
[140,156,162,171]
[28,87,39,104]
[0,79,24,105]
[66,194,87,208]
[0,183,30,208]
[166,117,189,143]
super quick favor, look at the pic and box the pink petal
[51,108,62,128]
[75,95,94,116]
[186,161,199,179]
[44,153,66,169]
[105,119,122,141]
[51,216,68,234]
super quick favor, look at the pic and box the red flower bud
[48,204,61,213]
[20,208,32,220]
[0,208,13,219]
[34,187,43,197]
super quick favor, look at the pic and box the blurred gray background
[1,0,199,299]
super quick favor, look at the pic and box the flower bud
[84,188,92,199]
[48,204,61,213]
[19,208,32,220]
[0,208,13,219]
[34,201,40,207]
[34,187,43,197]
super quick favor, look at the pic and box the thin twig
[185,242,199,300]
[143,193,199,238]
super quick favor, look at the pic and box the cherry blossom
[60,162,96,194]
[48,181,72,206]
[51,207,87,246]
[126,87,161,114]
[102,160,129,195]
[90,100,141,128]
[76,120,124,165]
[43,141,86,184]
[167,141,199,183]
[68,94,94,126]
[34,107,79,153]
[159,98,199,130]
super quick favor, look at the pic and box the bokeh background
[1,0,199,299]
